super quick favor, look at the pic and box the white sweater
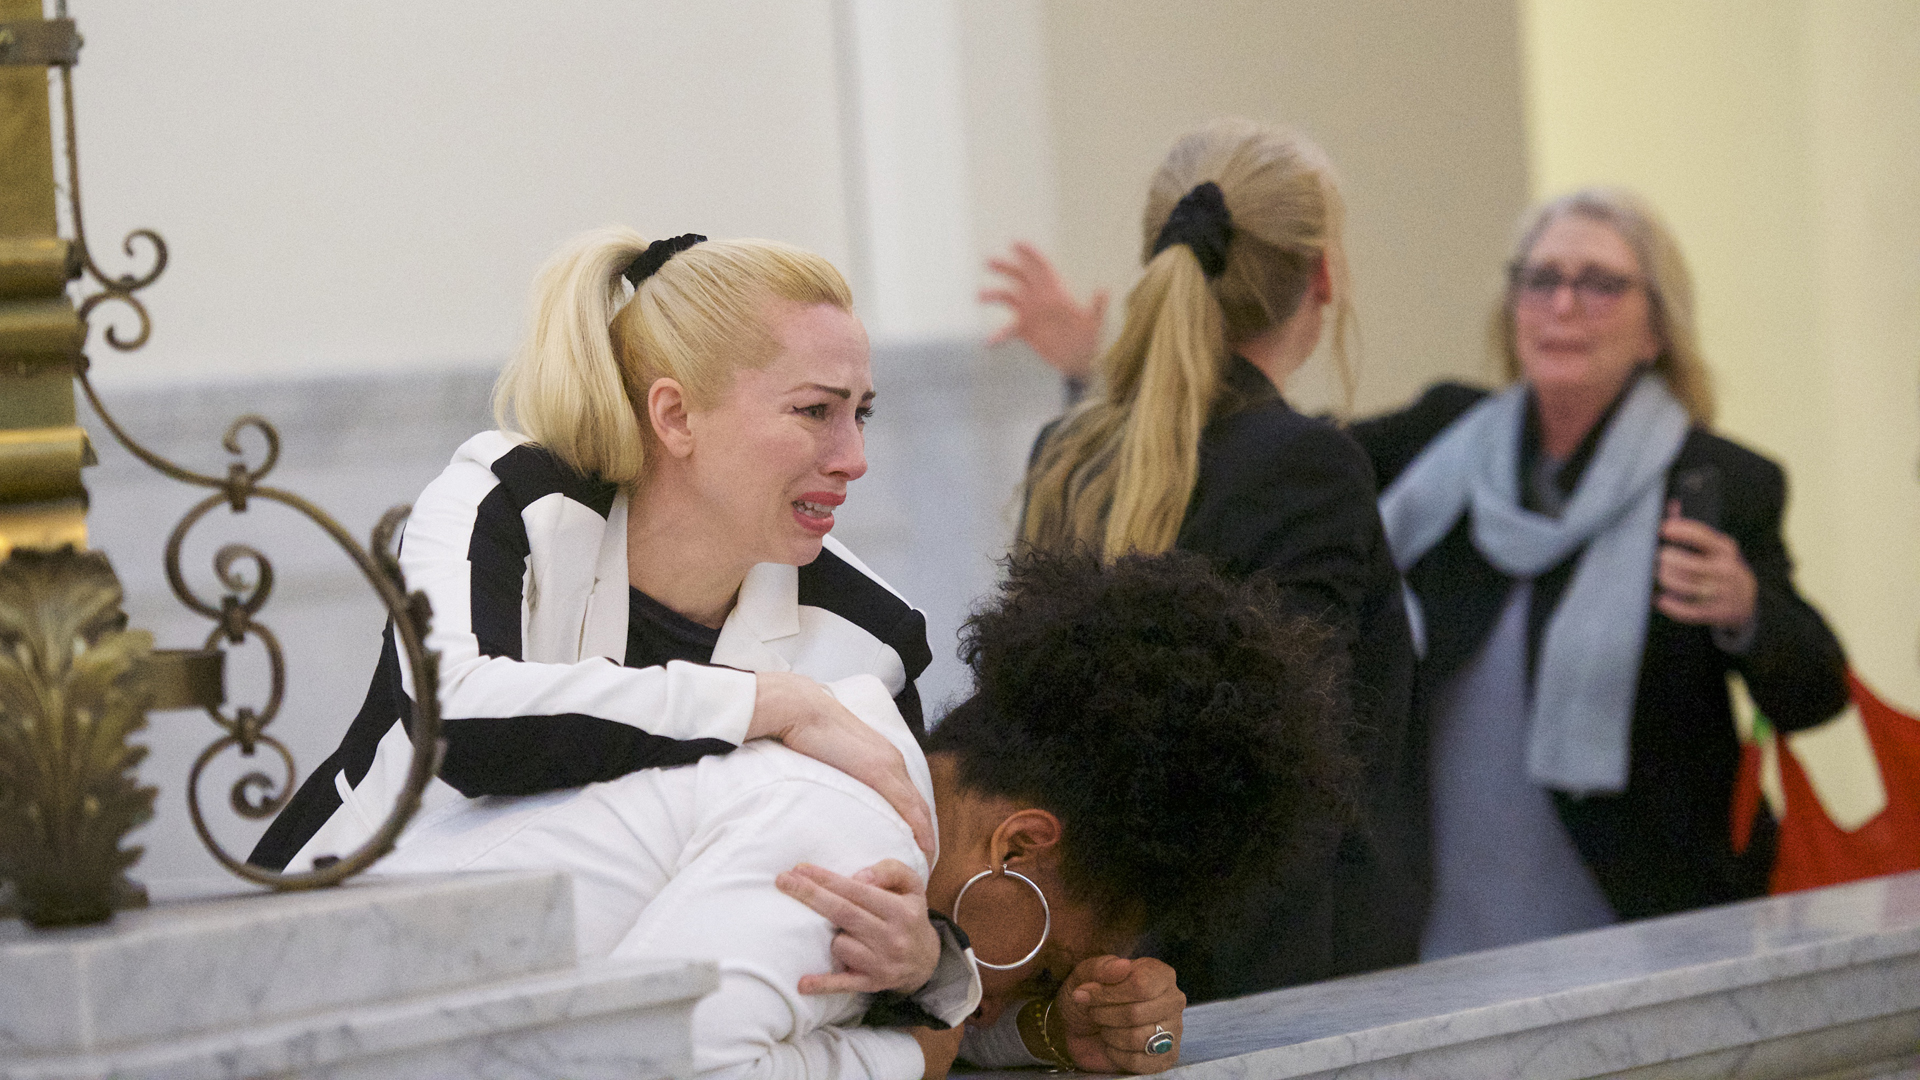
[377,674,977,1080]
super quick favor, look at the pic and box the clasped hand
[1056,955,1186,1073]
[774,864,1188,1076]
[751,674,943,996]
[749,671,934,857]
[915,955,1186,1080]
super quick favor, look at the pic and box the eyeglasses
[1509,262,1643,313]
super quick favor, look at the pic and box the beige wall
[1037,0,1532,415]
[1524,0,1920,709]
[956,0,1060,288]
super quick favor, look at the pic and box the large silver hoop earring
[950,863,1051,970]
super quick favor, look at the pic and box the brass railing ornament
[0,1,445,924]
[0,547,155,926]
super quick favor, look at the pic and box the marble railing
[0,872,715,1080]
[1144,870,1920,1080]
[8,867,1915,1079]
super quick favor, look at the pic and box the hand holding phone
[1671,465,1723,531]
[1657,463,1754,628]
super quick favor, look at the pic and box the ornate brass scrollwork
[39,23,445,892]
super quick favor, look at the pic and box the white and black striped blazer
[253,431,932,871]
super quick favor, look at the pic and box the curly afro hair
[927,549,1358,937]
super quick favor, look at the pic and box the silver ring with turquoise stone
[1146,1024,1176,1055]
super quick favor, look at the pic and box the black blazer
[1038,358,1425,1000]
[1349,382,1849,919]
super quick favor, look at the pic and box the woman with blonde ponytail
[980,119,1423,1008]
[252,228,990,1056]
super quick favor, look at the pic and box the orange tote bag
[1734,672,1920,894]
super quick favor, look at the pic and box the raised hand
[981,241,1106,380]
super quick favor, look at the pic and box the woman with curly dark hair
[378,549,1353,1079]
[929,549,1357,1073]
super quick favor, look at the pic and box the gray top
[1419,581,1617,960]
[1420,446,1616,959]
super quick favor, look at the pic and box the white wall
[70,1,858,386]
[835,0,975,342]
[954,0,1059,288]
[65,1,1050,386]
[829,0,1058,345]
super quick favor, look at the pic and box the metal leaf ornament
[0,548,158,927]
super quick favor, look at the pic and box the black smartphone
[1672,465,1723,530]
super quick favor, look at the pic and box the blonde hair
[493,229,853,484]
[1493,187,1714,425]
[1022,118,1357,559]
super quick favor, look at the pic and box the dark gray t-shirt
[624,586,722,668]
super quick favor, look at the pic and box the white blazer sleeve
[611,770,932,1080]
[385,446,762,800]
[406,451,756,736]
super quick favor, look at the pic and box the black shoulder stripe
[249,623,408,870]
[468,482,530,660]
[468,445,614,661]
[489,443,619,518]
[894,681,926,744]
[798,546,934,681]
[438,714,736,796]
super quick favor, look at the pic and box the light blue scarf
[1378,373,1690,793]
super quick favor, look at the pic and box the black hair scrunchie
[624,233,707,286]
[1149,182,1232,279]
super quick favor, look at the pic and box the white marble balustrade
[0,872,716,1080]
[1095,871,1920,1080]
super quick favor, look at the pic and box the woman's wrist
[1713,614,1758,654]
[1016,996,1075,1070]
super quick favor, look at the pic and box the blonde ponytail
[493,229,854,486]
[1024,246,1225,558]
[493,227,650,483]
[1021,118,1354,561]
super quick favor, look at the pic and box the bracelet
[1041,997,1075,1071]
[1017,995,1075,1071]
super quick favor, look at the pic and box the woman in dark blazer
[985,118,1422,1004]
[1350,188,1847,958]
